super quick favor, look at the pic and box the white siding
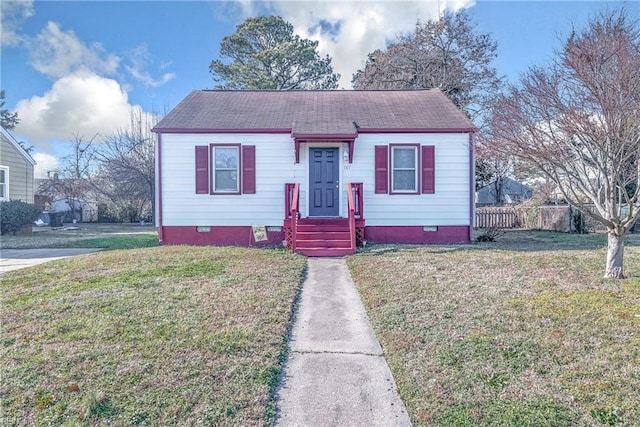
[340,133,471,226]
[159,132,471,227]
[161,133,302,226]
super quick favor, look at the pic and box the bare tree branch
[489,8,640,278]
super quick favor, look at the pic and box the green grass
[56,235,160,249]
[348,230,640,426]
[1,246,306,426]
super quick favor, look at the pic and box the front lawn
[348,231,640,426]
[1,246,306,426]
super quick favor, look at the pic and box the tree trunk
[605,232,625,279]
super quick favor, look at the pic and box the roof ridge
[197,88,439,93]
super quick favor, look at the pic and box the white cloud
[260,0,475,88]
[27,22,121,80]
[33,152,59,178]
[1,0,34,46]
[14,71,142,148]
[124,44,176,87]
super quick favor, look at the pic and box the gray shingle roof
[153,89,475,135]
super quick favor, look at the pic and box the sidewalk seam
[291,350,383,357]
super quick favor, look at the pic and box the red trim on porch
[365,226,471,244]
[292,133,357,140]
[292,135,356,164]
[162,226,285,247]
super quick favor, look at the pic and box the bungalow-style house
[0,126,36,203]
[152,89,475,256]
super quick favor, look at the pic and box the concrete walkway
[276,258,412,427]
[0,248,101,274]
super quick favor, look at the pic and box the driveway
[0,248,102,274]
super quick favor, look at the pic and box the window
[213,145,240,193]
[194,144,255,195]
[0,167,8,200]
[374,144,435,195]
[391,145,418,193]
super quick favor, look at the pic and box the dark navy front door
[309,148,339,216]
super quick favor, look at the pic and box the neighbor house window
[212,145,240,194]
[0,167,8,201]
[391,145,418,193]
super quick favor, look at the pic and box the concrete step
[297,247,355,257]
[296,239,353,249]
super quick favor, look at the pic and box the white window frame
[390,145,418,194]
[211,144,240,194]
[0,166,9,201]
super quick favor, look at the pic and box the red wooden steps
[294,218,355,257]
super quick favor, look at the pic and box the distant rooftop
[153,89,475,136]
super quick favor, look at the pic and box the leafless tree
[475,143,514,201]
[352,10,502,130]
[352,10,505,188]
[94,109,157,223]
[38,134,98,221]
[490,9,640,278]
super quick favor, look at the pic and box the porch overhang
[292,133,357,164]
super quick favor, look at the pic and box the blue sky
[1,0,637,176]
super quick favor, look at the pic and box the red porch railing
[285,182,364,255]
[347,182,364,251]
[285,183,300,251]
[350,182,364,220]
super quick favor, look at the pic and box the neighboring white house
[152,89,476,256]
[0,126,36,203]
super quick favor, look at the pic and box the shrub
[475,226,504,242]
[0,200,41,235]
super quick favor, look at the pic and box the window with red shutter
[421,145,435,194]
[211,144,241,194]
[374,145,388,194]
[390,144,419,194]
[195,145,209,194]
[242,145,256,194]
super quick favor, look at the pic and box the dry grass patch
[348,231,640,427]
[1,246,306,426]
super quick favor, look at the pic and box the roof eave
[357,127,477,134]
[151,127,292,134]
[0,126,36,165]
[291,133,357,142]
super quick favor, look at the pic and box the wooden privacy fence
[475,207,522,228]
[475,204,631,233]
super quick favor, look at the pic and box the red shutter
[242,145,256,194]
[422,145,435,194]
[195,145,209,194]
[375,145,388,194]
